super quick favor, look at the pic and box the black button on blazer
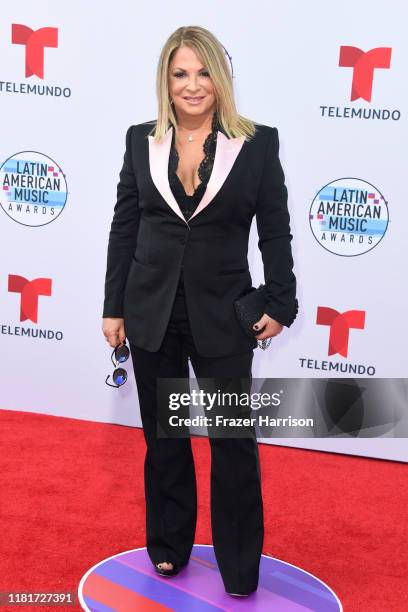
[103,119,297,358]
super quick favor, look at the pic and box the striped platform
[78,544,342,611]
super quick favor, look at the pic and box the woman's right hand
[102,318,126,348]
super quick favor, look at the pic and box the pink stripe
[83,571,172,611]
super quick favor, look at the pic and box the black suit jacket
[103,119,297,357]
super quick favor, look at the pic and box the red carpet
[0,409,407,611]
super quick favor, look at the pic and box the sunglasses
[105,340,130,388]
[221,44,234,79]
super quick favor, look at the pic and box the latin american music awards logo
[309,178,389,256]
[0,151,67,226]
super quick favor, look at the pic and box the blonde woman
[102,25,297,597]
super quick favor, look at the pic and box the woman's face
[168,45,216,120]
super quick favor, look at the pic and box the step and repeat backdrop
[1,1,407,461]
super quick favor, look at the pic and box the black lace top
[169,112,221,295]
[168,111,220,221]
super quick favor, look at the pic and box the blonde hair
[149,25,257,142]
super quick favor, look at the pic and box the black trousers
[129,274,264,593]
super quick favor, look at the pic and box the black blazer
[103,119,297,358]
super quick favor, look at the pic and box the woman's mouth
[183,96,205,104]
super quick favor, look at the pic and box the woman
[102,25,297,597]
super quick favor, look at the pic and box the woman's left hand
[252,314,284,340]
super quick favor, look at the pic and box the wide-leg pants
[129,275,264,593]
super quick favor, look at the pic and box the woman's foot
[157,562,173,571]
[154,561,180,577]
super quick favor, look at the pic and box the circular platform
[78,544,342,611]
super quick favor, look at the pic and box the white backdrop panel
[1,0,407,461]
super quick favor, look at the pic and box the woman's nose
[186,75,199,92]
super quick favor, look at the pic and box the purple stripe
[116,554,229,610]
[118,551,314,611]
[192,547,338,609]
[190,546,219,565]
[272,570,335,600]
[259,571,338,612]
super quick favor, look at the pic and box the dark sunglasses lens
[113,367,127,386]
[115,344,129,363]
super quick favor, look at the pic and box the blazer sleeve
[255,127,298,327]
[102,125,141,318]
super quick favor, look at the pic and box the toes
[157,562,173,570]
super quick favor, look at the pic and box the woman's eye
[173,71,210,78]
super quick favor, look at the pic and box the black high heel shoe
[154,561,180,577]
[227,586,257,597]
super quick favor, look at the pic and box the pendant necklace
[180,114,215,143]
[179,112,216,143]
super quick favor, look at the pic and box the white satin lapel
[148,126,187,224]
[148,126,245,224]
[189,130,245,221]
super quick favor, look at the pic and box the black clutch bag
[233,284,273,350]
[233,284,298,350]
